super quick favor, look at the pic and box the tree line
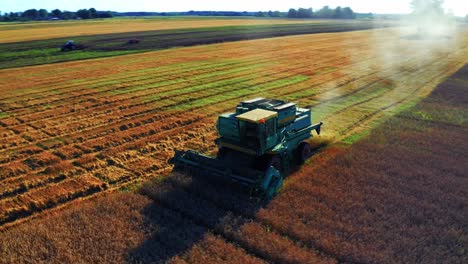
[0,6,358,22]
[0,8,113,22]
[116,11,280,17]
[287,6,356,19]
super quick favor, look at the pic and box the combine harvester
[170,98,323,198]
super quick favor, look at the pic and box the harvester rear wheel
[270,155,282,172]
[296,142,310,164]
[254,154,282,172]
[216,147,227,160]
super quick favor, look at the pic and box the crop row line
[0,52,345,153]
[0,49,455,232]
[0,50,406,161]
[1,35,365,103]
[4,38,366,116]
[85,51,450,179]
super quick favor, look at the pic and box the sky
[1,0,467,16]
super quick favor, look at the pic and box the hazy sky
[1,0,467,16]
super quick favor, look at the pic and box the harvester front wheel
[296,142,310,164]
[264,167,283,199]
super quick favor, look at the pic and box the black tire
[216,147,227,160]
[255,154,282,171]
[270,155,282,172]
[296,142,310,164]
[265,168,283,199]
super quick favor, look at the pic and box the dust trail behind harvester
[314,0,465,144]
[381,0,459,69]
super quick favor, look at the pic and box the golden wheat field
[0,26,467,230]
[0,17,334,43]
[0,9,467,262]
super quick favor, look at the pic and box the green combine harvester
[170,98,323,198]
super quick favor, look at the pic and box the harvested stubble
[1,63,467,264]
[0,28,467,227]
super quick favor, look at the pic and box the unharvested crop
[0,17,337,44]
[0,20,386,69]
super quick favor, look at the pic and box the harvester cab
[170,98,323,198]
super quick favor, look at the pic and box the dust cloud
[316,0,464,142]
[373,0,459,75]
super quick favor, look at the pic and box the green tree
[334,7,343,18]
[89,8,97,18]
[22,9,38,19]
[76,9,90,19]
[51,9,62,18]
[287,8,297,18]
[297,8,313,18]
[255,11,265,17]
[315,6,334,18]
[62,11,74,19]
[9,12,19,19]
[342,7,356,19]
[98,11,114,18]
[38,9,48,19]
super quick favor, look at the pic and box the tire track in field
[335,58,465,142]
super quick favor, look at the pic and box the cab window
[265,119,275,136]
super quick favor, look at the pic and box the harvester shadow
[124,168,268,263]
[124,135,330,262]
[125,162,306,263]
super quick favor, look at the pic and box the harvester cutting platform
[170,98,323,198]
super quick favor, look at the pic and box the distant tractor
[170,98,323,198]
[60,40,85,52]
[127,39,140,45]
